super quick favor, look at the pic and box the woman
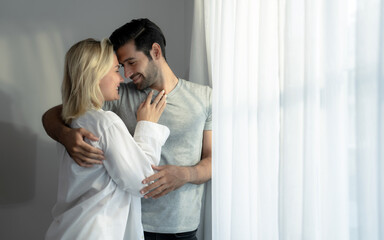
[45,38,169,240]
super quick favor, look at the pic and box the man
[42,18,212,240]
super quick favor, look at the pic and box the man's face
[116,41,159,90]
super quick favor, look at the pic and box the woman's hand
[137,90,167,123]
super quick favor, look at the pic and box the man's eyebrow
[121,57,135,63]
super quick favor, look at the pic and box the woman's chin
[104,95,120,101]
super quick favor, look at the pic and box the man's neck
[150,63,179,94]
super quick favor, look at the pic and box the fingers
[151,188,172,199]
[79,128,100,142]
[140,165,182,199]
[140,171,163,196]
[64,127,104,168]
[68,132,104,167]
[72,128,104,156]
[144,184,170,199]
[151,165,164,171]
[80,142,104,158]
[138,101,145,110]
[70,141,104,160]
[142,90,166,108]
[70,151,103,166]
[153,90,165,105]
[140,178,170,199]
[73,157,95,168]
[144,90,154,105]
[156,93,167,112]
[141,175,174,199]
[142,171,162,185]
[142,166,165,184]
[136,90,167,122]
[141,178,163,195]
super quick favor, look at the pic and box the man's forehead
[117,42,134,56]
[117,43,145,62]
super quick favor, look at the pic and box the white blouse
[45,109,170,240]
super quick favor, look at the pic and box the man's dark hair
[109,18,167,60]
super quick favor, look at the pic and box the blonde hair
[61,38,114,124]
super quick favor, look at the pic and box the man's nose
[124,66,132,79]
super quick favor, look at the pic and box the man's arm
[42,104,104,166]
[140,130,212,199]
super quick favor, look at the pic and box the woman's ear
[150,43,162,60]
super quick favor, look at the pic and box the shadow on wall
[0,87,37,205]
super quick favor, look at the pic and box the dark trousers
[144,229,198,240]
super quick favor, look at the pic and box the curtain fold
[189,0,383,239]
[355,0,383,238]
[207,0,280,239]
[189,1,212,240]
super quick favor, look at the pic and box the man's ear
[150,43,162,60]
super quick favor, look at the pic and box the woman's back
[46,109,169,240]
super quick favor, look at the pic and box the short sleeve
[204,87,212,131]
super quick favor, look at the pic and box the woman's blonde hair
[61,38,114,124]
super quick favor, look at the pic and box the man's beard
[136,60,160,90]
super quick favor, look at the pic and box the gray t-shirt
[104,78,212,233]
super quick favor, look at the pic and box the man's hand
[61,127,105,167]
[140,165,191,199]
[42,104,105,167]
[140,130,212,199]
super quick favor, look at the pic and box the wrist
[57,126,71,144]
[184,166,197,183]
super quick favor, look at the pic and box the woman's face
[99,54,124,101]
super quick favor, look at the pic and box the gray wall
[0,0,194,239]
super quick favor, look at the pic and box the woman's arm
[101,119,169,197]
[101,91,168,197]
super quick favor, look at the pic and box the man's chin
[135,83,144,90]
[135,82,150,91]
[130,80,141,89]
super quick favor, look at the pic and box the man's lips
[130,73,142,83]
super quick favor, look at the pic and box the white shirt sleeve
[100,120,169,197]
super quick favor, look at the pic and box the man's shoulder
[177,79,211,113]
[180,78,211,89]
[179,79,211,96]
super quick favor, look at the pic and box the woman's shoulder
[73,109,122,131]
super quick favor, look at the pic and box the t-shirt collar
[143,78,181,97]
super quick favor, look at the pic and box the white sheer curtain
[189,2,212,240]
[189,0,384,239]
